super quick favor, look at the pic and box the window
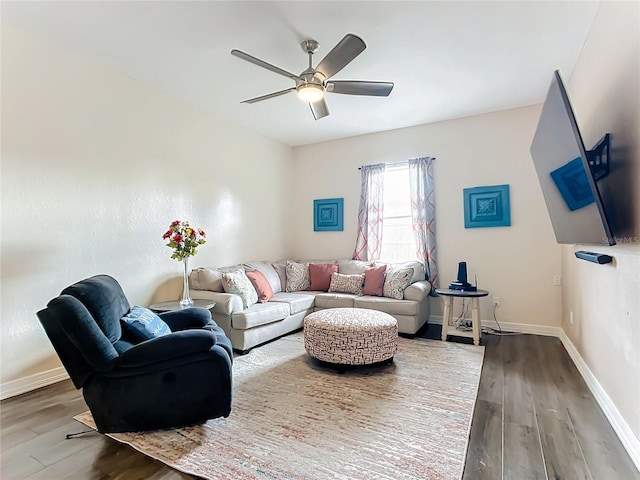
[379,165,417,262]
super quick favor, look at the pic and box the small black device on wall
[449,262,477,291]
[575,250,613,264]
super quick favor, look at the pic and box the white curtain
[353,163,385,261]
[409,157,438,287]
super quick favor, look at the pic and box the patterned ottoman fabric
[303,308,398,365]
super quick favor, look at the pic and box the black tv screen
[530,70,615,246]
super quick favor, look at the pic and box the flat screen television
[530,69,615,246]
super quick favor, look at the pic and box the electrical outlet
[493,297,501,307]
[553,275,562,286]
[570,311,574,324]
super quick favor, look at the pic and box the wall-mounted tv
[530,70,615,246]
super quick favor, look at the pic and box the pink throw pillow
[363,265,387,296]
[309,263,339,291]
[246,270,274,303]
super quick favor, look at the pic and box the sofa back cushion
[190,264,244,292]
[338,259,374,275]
[244,261,282,293]
[246,270,274,303]
[376,261,425,285]
[309,263,338,291]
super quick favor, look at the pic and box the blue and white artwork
[314,198,344,231]
[464,185,511,228]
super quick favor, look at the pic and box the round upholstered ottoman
[303,308,398,366]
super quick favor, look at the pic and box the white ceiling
[2,1,600,147]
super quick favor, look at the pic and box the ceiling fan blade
[315,34,366,80]
[241,87,296,104]
[326,81,394,96]
[231,49,299,81]
[309,98,330,120]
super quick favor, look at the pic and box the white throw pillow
[285,261,310,292]
[221,270,258,309]
[383,266,414,300]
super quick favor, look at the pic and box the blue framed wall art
[463,184,511,228]
[314,198,344,231]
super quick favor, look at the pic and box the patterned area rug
[75,332,484,480]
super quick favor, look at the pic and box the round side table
[435,288,489,346]
[149,299,216,313]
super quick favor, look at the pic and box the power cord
[482,305,523,336]
[454,299,472,332]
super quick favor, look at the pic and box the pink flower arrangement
[163,220,206,261]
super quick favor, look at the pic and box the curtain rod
[357,160,408,171]
[357,157,435,170]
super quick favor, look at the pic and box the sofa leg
[234,349,251,356]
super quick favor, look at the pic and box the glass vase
[180,256,194,307]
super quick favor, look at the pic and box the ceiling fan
[231,34,394,120]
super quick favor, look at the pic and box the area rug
[75,332,484,480]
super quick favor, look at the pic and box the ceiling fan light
[297,84,324,103]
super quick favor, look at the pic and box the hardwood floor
[2,329,638,479]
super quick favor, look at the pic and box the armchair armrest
[159,307,212,332]
[403,280,432,302]
[189,290,243,315]
[115,330,215,368]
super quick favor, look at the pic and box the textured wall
[292,106,562,327]
[563,1,640,443]
[1,26,294,385]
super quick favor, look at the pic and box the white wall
[292,106,562,326]
[562,1,640,446]
[0,26,294,387]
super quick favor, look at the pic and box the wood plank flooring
[2,329,638,479]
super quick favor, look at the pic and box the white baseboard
[429,315,561,337]
[430,315,639,470]
[0,367,69,401]
[559,330,640,472]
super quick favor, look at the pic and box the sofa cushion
[354,296,420,316]
[363,265,387,297]
[269,292,316,315]
[314,293,356,309]
[338,259,373,274]
[328,272,364,296]
[378,261,425,284]
[246,270,274,303]
[285,261,310,292]
[244,261,282,294]
[230,302,290,330]
[383,266,414,300]
[121,306,171,342]
[190,264,245,292]
[221,270,258,308]
[309,263,338,291]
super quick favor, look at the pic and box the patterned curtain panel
[353,163,386,261]
[409,157,438,287]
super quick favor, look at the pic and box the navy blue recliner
[37,274,233,433]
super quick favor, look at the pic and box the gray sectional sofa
[189,259,432,353]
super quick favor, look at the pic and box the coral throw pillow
[363,265,387,296]
[246,269,274,303]
[309,263,338,291]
